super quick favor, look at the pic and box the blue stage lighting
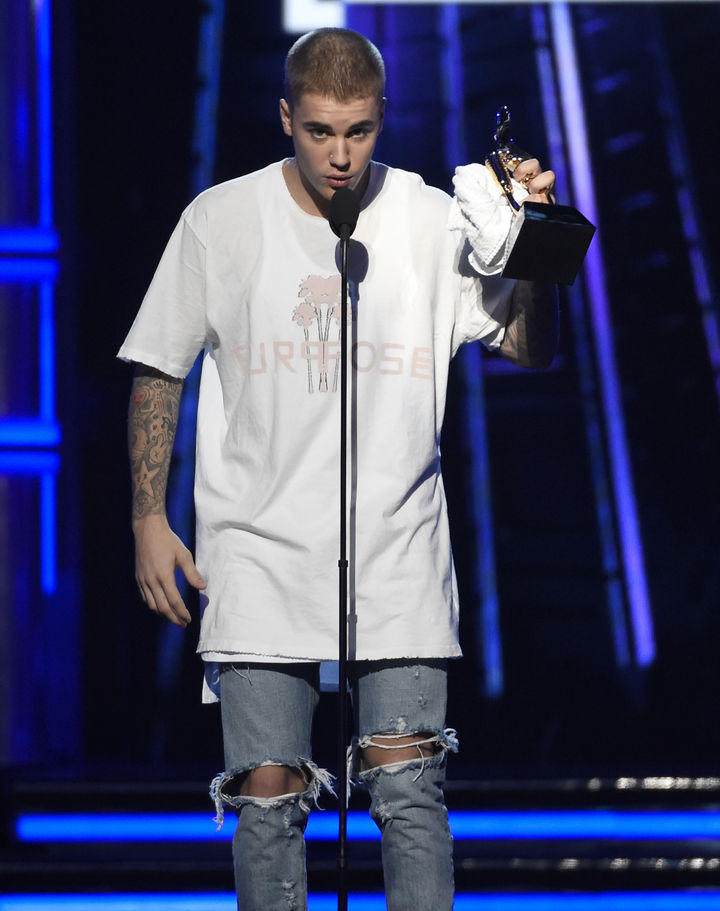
[0,259,59,280]
[41,471,56,593]
[3,893,720,911]
[0,452,59,473]
[15,809,720,843]
[0,229,58,253]
[39,281,55,421]
[550,4,655,666]
[0,420,61,447]
[36,0,54,228]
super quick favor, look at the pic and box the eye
[309,128,327,140]
[349,128,369,139]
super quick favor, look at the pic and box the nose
[329,138,350,171]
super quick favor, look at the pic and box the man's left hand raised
[514,158,556,206]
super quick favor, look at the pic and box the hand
[514,158,556,205]
[133,513,207,628]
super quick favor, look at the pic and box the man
[118,27,557,911]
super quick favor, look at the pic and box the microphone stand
[337,222,350,911]
[329,186,359,911]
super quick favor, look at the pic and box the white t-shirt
[117,160,514,702]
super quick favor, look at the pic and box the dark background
[41,1,720,783]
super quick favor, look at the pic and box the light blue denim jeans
[209,659,459,911]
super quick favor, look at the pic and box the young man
[118,28,557,911]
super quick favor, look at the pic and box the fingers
[137,578,159,614]
[522,171,556,205]
[177,549,207,591]
[513,159,556,204]
[513,158,541,184]
[135,557,201,627]
[158,576,192,627]
[135,556,192,627]
[528,170,556,198]
[133,521,203,628]
[137,573,190,627]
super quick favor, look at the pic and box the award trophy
[487,106,595,286]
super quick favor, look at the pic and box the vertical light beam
[36,0,53,227]
[531,6,631,670]
[439,5,504,697]
[39,281,55,422]
[550,4,655,666]
[40,471,56,594]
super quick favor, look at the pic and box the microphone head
[329,187,360,239]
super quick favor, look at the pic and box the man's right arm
[128,364,206,627]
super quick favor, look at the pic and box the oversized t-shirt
[117,159,515,700]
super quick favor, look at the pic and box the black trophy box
[502,201,596,286]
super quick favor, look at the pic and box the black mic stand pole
[329,185,359,911]
[337,222,350,911]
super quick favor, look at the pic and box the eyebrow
[301,119,376,134]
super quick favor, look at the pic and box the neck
[283,160,371,218]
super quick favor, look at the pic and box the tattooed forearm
[128,365,183,523]
[499,280,559,369]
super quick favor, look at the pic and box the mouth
[326,175,353,189]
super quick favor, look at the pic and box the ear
[279,98,293,137]
[377,97,387,135]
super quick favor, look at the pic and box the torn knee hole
[209,759,336,830]
[212,762,307,800]
[350,728,459,780]
[240,763,308,798]
[360,731,439,769]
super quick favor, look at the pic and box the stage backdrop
[1,0,718,781]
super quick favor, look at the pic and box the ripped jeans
[209,659,458,911]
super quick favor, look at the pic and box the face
[280,92,385,217]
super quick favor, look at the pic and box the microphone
[329,187,360,241]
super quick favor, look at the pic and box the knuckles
[516,157,540,176]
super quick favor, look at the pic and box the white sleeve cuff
[448,162,528,276]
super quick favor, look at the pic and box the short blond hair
[284,28,385,106]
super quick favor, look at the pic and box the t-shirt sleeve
[116,203,207,378]
[451,235,516,358]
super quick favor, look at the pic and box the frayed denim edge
[209,757,336,830]
[346,727,459,800]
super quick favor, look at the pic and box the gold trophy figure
[486,106,532,212]
[485,105,595,285]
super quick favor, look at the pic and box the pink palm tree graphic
[292,300,318,393]
[294,275,343,393]
[328,296,352,393]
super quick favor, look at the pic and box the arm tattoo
[128,366,183,522]
[500,280,559,369]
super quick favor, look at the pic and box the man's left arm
[499,279,559,369]
[497,158,560,370]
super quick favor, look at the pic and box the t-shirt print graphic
[292,274,352,394]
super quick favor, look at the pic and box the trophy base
[502,201,596,286]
